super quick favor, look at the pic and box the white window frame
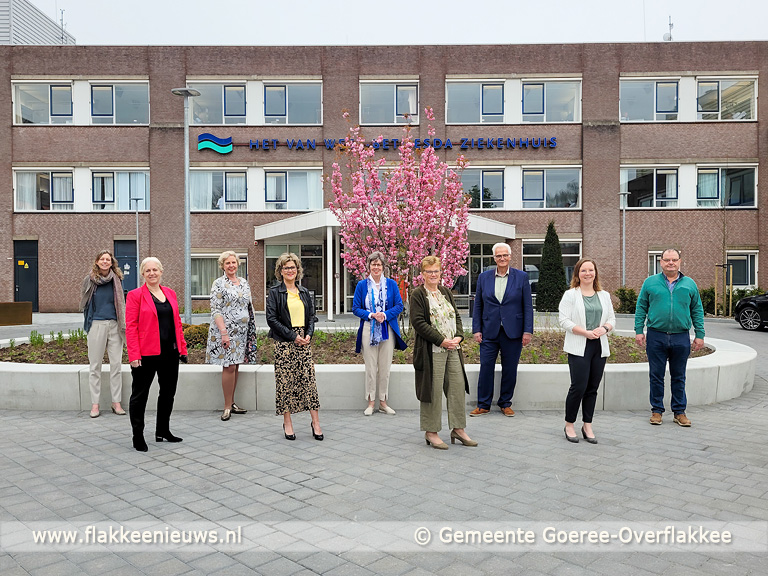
[191,253,248,299]
[521,166,582,210]
[89,81,150,125]
[13,169,74,212]
[90,170,150,211]
[264,81,323,125]
[725,251,758,289]
[12,81,74,125]
[359,80,419,125]
[445,79,505,125]
[521,79,581,123]
[619,77,680,122]
[188,81,247,126]
[190,169,248,212]
[648,251,664,277]
[696,76,757,121]
[695,164,757,208]
[462,168,505,210]
[620,166,680,208]
[263,168,323,212]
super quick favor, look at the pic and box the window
[696,167,756,207]
[648,252,663,276]
[462,169,504,209]
[15,171,73,211]
[265,171,322,211]
[266,244,324,309]
[620,80,678,121]
[621,168,678,208]
[726,253,757,288]
[189,83,246,125]
[697,79,755,120]
[91,84,149,124]
[265,83,322,125]
[360,83,417,124]
[446,82,503,124]
[522,168,580,209]
[191,255,247,297]
[92,172,150,211]
[523,241,581,304]
[14,83,72,125]
[191,171,246,211]
[522,81,580,122]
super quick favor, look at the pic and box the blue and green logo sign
[197,133,232,154]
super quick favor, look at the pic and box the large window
[697,79,755,120]
[190,83,246,125]
[446,82,503,124]
[266,244,324,310]
[15,171,73,211]
[91,83,149,125]
[265,171,322,211]
[462,169,504,209]
[621,168,678,208]
[696,167,756,208]
[726,252,758,288]
[265,83,322,125]
[620,80,678,121]
[14,83,72,125]
[92,172,150,211]
[523,241,581,305]
[191,254,247,298]
[522,81,580,122]
[191,171,246,211]
[522,168,580,209]
[360,83,417,124]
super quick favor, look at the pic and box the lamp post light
[619,189,630,287]
[171,87,200,324]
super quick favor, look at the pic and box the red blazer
[126,284,188,361]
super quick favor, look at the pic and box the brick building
[2,42,764,313]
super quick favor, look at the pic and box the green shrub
[183,323,210,348]
[699,287,716,315]
[29,330,45,347]
[614,287,638,314]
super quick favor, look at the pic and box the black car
[734,292,768,331]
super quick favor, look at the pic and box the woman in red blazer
[126,257,188,452]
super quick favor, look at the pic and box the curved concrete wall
[0,335,756,412]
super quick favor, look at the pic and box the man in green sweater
[634,248,705,427]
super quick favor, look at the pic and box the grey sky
[31,0,768,46]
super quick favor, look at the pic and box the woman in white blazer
[558,258,616,444]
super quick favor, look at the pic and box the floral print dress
[206,276,252,366]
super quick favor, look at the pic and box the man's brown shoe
[673,414,691,427]
[501,407,515,417]
[649,413,662,425]
[469,408,490,417]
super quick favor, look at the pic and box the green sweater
[634,273,705,339]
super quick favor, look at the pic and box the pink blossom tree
[329,107,470,296]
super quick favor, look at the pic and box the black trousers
[129,349,179,437]
[565,338,606,424]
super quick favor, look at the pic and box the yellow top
[287,290,304,328]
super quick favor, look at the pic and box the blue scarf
[366,276,388,346]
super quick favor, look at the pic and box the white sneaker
[379,405,396,415]
[364,406,374,416]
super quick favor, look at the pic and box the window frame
[619,78,679,122]
[725,251,758,288]
[189,82,247,125]
[13,170,74,212]
[696,77,756,121]
[523,240,582,306]
[190,170,247,211]
[462,168,505,210]
[620,166,679,209]
[263,169,323,211]
[191,253,248,298]
[521,167,582,209]
[92,172,116,209]
[89,82,150,125]
[696,165,757,208]
[445,80,505,124]
[13,82,74,125]
[521,80,581,123]
[359,81,419,125]
[264,81,323,125]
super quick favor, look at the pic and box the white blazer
[558,287,616,358]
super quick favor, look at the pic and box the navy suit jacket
[472,267,534,340]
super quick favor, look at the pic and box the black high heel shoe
[133,436,148,452]
[581,426,598,444]
[155,432,183,443]
[283,424,296,441]
[311,422,324,441]
[564,426,579,443]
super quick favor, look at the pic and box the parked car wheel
[737,308,763,331]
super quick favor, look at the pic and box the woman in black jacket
[266,252,323,441]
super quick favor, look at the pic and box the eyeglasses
[423,270,441,276]
[282,266,297,271]
[661,258,680,263]
[494,254,511,260]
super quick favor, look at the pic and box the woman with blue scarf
[353,252,408,416]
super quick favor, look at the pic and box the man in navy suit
[471,242,534,416]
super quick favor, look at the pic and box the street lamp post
[171,87,200,324]
[619,189,630,286]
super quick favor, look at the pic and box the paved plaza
[1,317,766,575]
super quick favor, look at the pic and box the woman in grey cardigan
[410,256,476,450]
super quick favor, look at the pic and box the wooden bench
[0,302,33,326]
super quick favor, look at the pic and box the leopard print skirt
[274,327,320,415]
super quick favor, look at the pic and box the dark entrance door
[114,240,138,295]
[14,240,39,312]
